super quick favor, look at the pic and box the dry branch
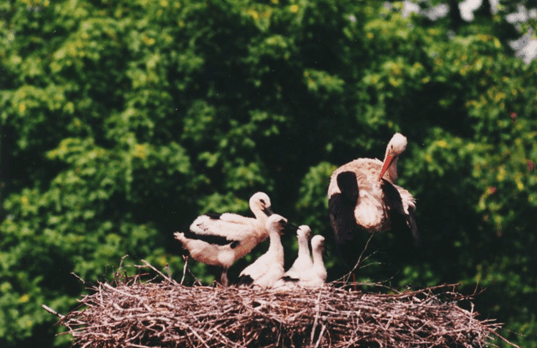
[46,263,517,348]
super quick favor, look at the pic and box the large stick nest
[47,261,512,348]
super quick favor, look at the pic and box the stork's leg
[220,268,229,287]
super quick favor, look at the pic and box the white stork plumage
[297,235,327,288]
[235,214,291,288]
[272,225,313,289]
[327,133,420,269]
[283,225,313,279]
[274,234,327,289]
[174,192,273,286]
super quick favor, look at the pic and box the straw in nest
[42,260,520,348]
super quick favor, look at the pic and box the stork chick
[273,225,312,289]
[284,225,313,279]
[275,234,327,289]
[174,192,273,286]
[235,214,290,288]
[296,235,327,288]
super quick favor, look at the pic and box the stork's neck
[252,207,269,222]
[312,248,327,279]
[312,248,323,267]
[297,235,310,258]
[268,233,284,264]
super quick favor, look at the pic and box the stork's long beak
[263,207,274,216]
[283,222,299,235]
[379,155,396,181]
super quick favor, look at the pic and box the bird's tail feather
[173,232,189,256]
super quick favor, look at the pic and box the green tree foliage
[1,0,536,347]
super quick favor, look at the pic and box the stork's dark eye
[260,199,266,204]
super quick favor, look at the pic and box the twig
[181,255,189,285]
[139,259,178,285]
[337,231,377,284]
[489,329,521,348]
[41,304,64,319]
[314,324,327,348]
[310,290,323,345]
[70,272,86,285]
[351,230,376,274]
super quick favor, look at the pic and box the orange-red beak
[379,155,395,181]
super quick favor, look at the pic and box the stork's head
[387,133,407,156]
[379,133,407,181]
[250,192,273,216]
[311,235,325,253]
[297,225,312,240]
[265,214,288,236]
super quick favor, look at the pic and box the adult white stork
[327,133,420,269]
[235,214,292,288]
[174,192,273,286]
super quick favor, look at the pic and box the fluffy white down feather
[174,192,273,285]
[272,225,312,289]
[274,234,326,290]
[284,225,313,279]
[237,214,287,288]
[296,235,327,288]
[174,192,272,267]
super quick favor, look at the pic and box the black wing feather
[329,172,361,269]
[205,212,223,220]
[406,206,421,249]
[281,276,299,282]
[337,171,359,202]
[329,171,359,244]
[234,274,254,286]
[381,179,421,249]
[182,230,240,247]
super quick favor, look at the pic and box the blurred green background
[1,0,536,346]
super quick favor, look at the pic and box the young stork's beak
[263,206,274,216]
[283,222,299,235]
